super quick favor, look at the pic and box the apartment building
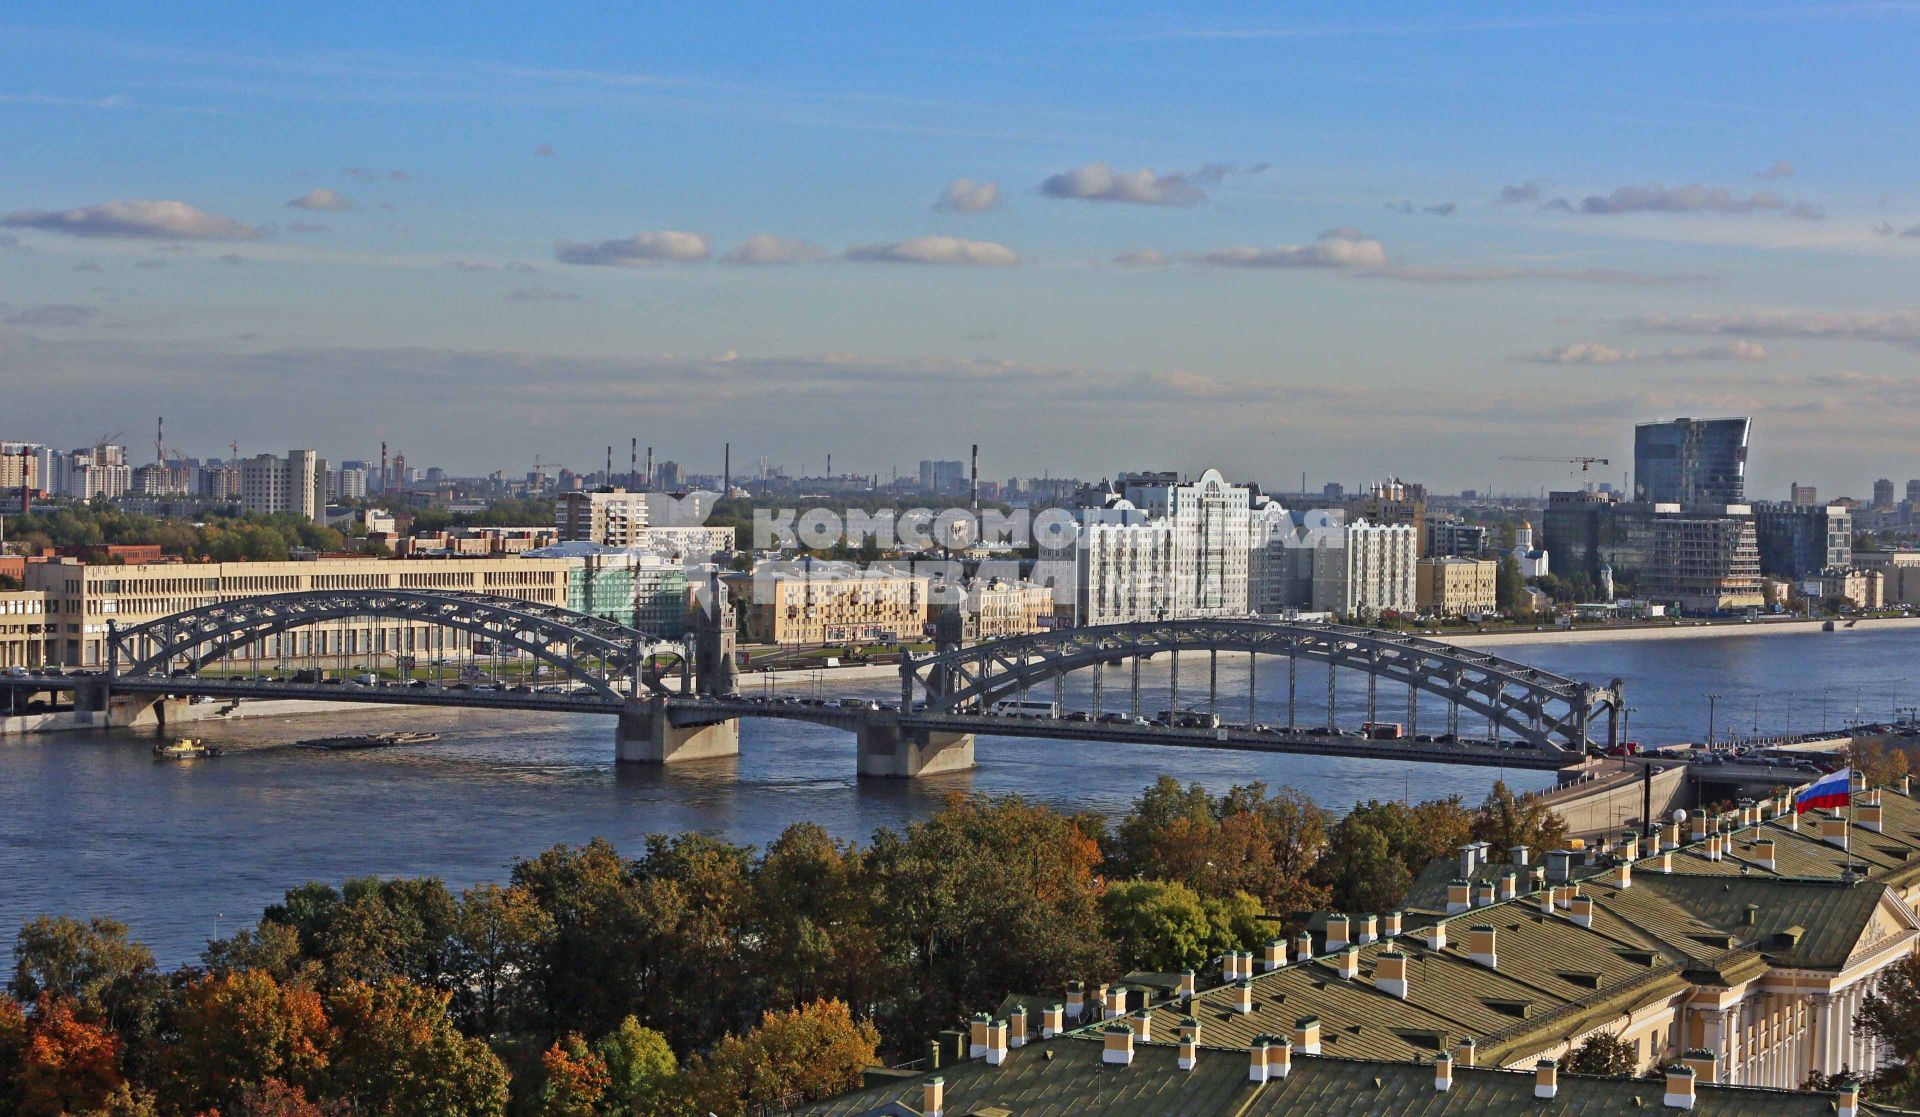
[930,576,1054,642]
[1416,556,1499,617]
[728,563,929,646]
[1753,502,1852,579]
[1119,469,1256,617]
[1073,500,1176,626]
[25,555,570,668]
[1338,519,1418,617]
[239,450,327,523]
[524,541,691,637]
[0,590,48,669]
[555,488,650,546]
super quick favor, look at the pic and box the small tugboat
[153,738,221,760]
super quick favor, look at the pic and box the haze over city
[3,2,1918,492]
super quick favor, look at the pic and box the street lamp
[1706,692,1724,748]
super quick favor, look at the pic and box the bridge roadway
[6,676,1566,772]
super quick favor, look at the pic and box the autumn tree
[595,1016,679,1117]
[1317,796,1475,914]
[164,969,330,1114]
[750,823,880,1013]
[9,996,125,1117]
[537,1034,609,1117]
[9,916,155,1018]
[1851,738,1912,790]
[1107,777,1330,913]
[679,999,880,1117]
[323,979,509,1117]
[1471,781,1569,861]
[511,838,650,1038]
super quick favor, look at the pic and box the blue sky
[2,2,1917,495]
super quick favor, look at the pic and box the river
[3,625,1915,968]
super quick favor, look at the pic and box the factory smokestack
[970,443,979,511]
[645,447,653,490]
[724,442,730,494]
[630,438,638,489]
[605,446,612,487]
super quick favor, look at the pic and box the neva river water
[3,626,1916,968]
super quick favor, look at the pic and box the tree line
[0,778,1571,1117]
[5,505,350,563]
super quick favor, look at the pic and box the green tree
[9,916,155,1011]
[204,919,311,984]
[750,823,879,1013]
[1562,1030,1637,1076]
[594,1016,679,1117]
[867,794,1114,1053]
[1316,818,1411,916]
[323,978,509,1117]
[1861,951,1920,1104]
[1496,554,1524,614]
[1098,879,1262,973]
[511,838,651,1038]
[1107,777,1330,913]
[537,1034,608,1117]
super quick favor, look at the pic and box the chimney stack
[1498,872,1518,901]
[1656,850,1674,874]
[1837,1076,1862,1117]
[1178,1018,1200,1071]
[1293,1015,1321,1055]
[1611,859,1633,889]
[1664,1064,1696,1110]
[1859,801,1885,833]
[1066,981,1085,1020]
[1262,938,1287,971]
[1467,925,1498,969]
[1356,913,1378,944]
[1752,838,1777,872]
[1296,929,1315,961]
[1326,913,1351,951]
[1689,810,1709,843]
[1474,881,1497,908]
[1433,1050,1453,1092]
[1423,921,1448,951]
[1105,984,1127,1020]
[1008,1005,1028,1048]
[1820,813,1849,848]
[1233,978,1254,1015]
[1570,895,1595,929]
[1135,1009,1153,1043]
[1454,1036,1476,1067]
[1179,969,1197,998]
[923,1076,944,1117]
[968,1012,992,1058]
[1041,1003,1064,1039]
[1446,880,1472,914]
[1101,1023,1134,1066]
[1248,1039,1272,1083]
[1509,844,1530,866]
[1335,944,1360,980]
[983,1018,1009,1065]
[1535,1059,1559,1099]
[1383,910,1404,937]
[1683,1048,1717,1084]
[1376,950,1409,999]
[1271,1035,1294,1079]
[1547,849,1576,881]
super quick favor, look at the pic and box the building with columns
[784,774,1920,1115]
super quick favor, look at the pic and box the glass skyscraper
[1633,417,1751,505]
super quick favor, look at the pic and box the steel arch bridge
[105,589,686,700]
[902,619,1623,752]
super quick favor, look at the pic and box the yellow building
[0,590,48,670]
[26,555,571,668]
[1416,556,1499,617]
[729,564,928,646]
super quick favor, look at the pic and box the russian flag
[1796,766,1852,814]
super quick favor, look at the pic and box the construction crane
[1500,455,1610,472]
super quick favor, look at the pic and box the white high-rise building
[1072,469,1259,625]
[1340,519,1418,617]
[240,450,327,523]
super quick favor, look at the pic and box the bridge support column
[615,698,740,765]
[856,716,975,779]
[101,692,185,730]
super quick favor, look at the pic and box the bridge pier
[73,679,185,730]
[615,698,740,765]
[856,715,975,779]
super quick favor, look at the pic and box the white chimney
[1535,1059,1558,1099]
[1433,1050,1453,1092]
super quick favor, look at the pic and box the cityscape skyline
[3,3,1918,490]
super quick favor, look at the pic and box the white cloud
[1,200,265,240]
[1636,310,1920,351]
[287,188,353,212]
[1754,160,1795,180]
[721,234,828,265]
[1193,228,1387,269]
[937,177,1001,214]
[1522,340,1769,365]
[1040,163,1203,206]
[1574,182,1823,219]
[555,231,712,266]
[844,235,1019,266]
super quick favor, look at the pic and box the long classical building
[792,774,1920,1115]
[0,590,48,670]
[25,555,572,668]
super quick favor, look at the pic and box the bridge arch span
[903,619,1622,752]
[106,589,684,700]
